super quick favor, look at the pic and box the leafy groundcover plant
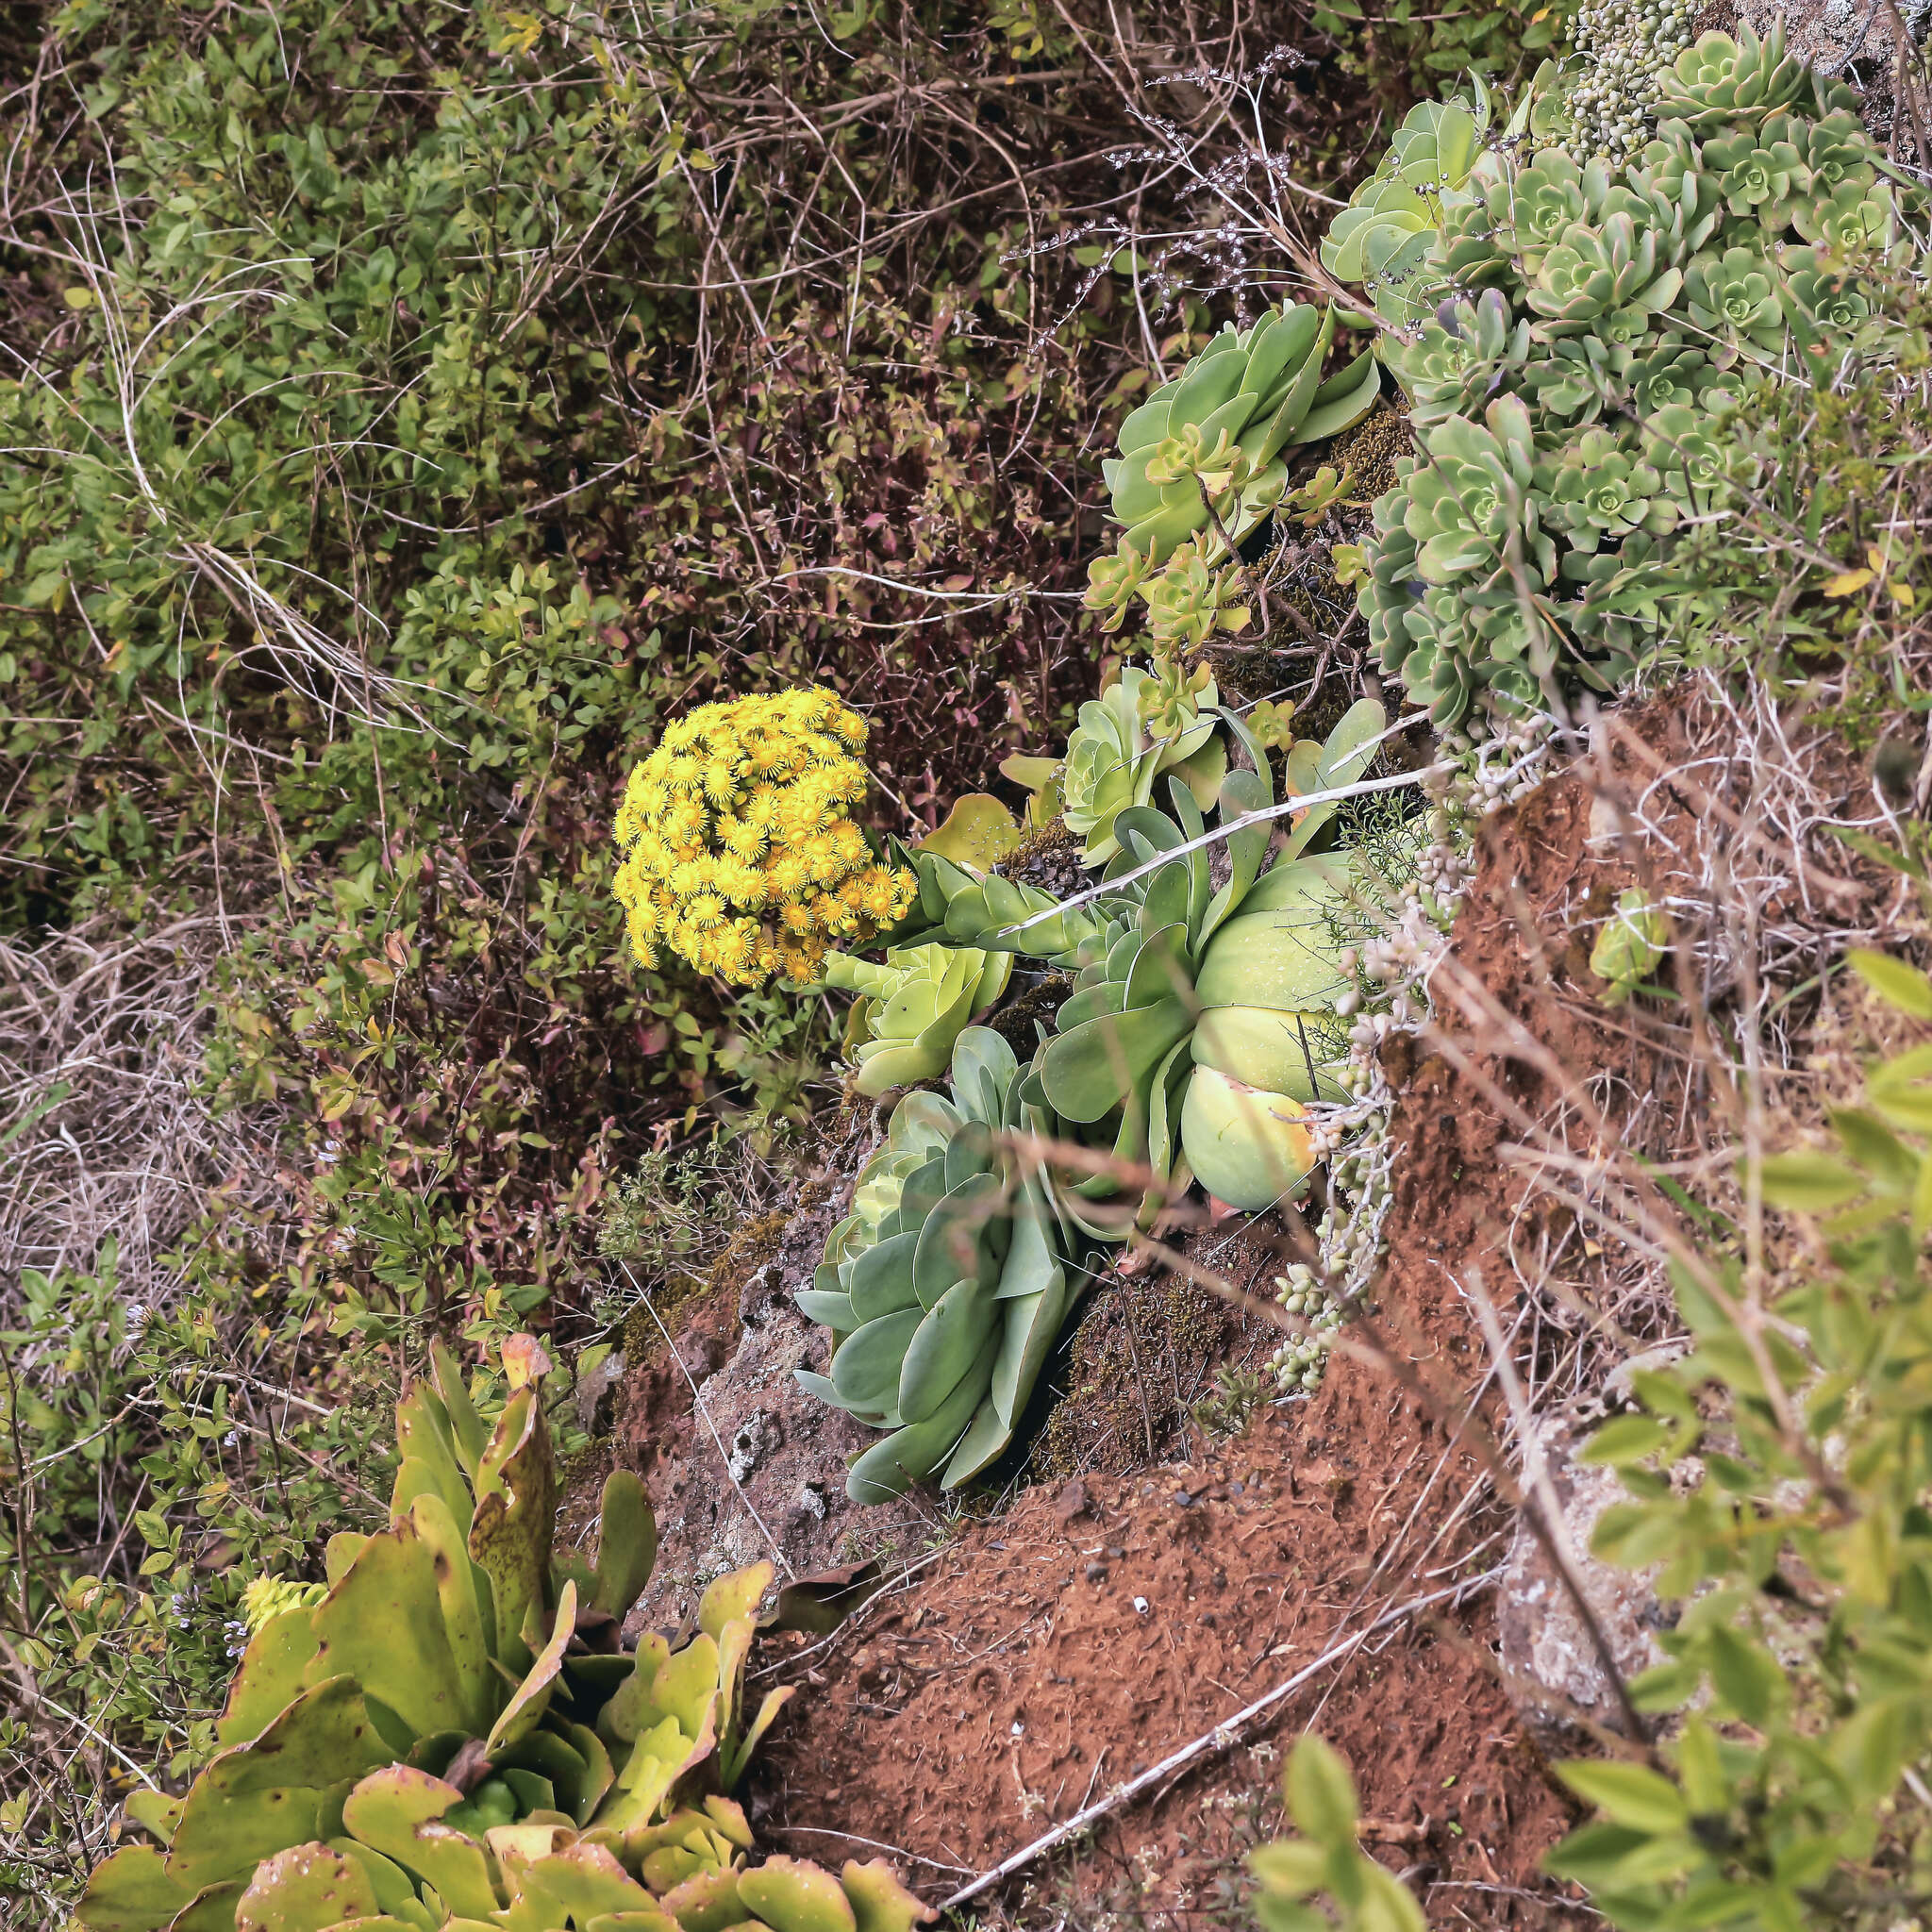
[77,1337,926,1932]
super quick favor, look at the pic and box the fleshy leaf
[217,1609,322,1749]
[737,1857,860,1932]
[339,1767,500,1920]
[840,1860,937,1932]
[590,1471,658,1621]
[307,1527,475,1741]
[469,1386,558,1672]
[169,1677,391,1890]
[485,1580,577,1756]
[77,1845,198,1932]
[234,1842,380,1932]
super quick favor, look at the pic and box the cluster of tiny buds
[1567,0,1698,159]
[1270,1264,1345,1391]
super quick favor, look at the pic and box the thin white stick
[936,1568,1498,1909]
[996,762,1453,941]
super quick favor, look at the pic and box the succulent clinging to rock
[1655,22,1825,130]
[1326,40,1916,727]
[797,1028,1093,1503]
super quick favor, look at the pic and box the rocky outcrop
[1497,1422,1666,1740]
[609,1123,934,1640]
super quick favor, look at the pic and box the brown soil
[749,1402,1582,1925]
[1031,1224,1280,1480]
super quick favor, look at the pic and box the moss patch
[617,1206,791,1368]
[1033,1266,1248,1479]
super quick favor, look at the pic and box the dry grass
[0,913,285,1313]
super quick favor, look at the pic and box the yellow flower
[721,816,766,862]
[768,849,813,899]
[612,686,911,987]
[240,1574,326,1633]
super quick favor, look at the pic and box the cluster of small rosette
[1325,26,1919,724]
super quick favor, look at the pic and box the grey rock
[576,1347,626,1438]
[1497,1422,1666,1739]
[620,1127,931,1641]
[1734,0,1923,77]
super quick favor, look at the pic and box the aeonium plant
[78,1339,926,1932]
[1326,28,1921,725]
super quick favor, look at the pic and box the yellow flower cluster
[240,1574,326,1633]
[613,687,917,986]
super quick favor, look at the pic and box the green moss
[1033,1269,1238,1480]
[616,1206,792,1369]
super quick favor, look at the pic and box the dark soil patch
[1031,1222,1281,1481]
[998,814,1085,901]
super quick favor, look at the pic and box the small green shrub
[1539,949,1932,1925]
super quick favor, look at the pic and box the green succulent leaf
[306,1527,480,1742]
[77,1846,200,1932]
[339,1767,500,1920]
[233,1842,382,1932]
[468,1385,558,1670]
[169,1676,391,1891]
[589,1471,659,1623]
[738,1856,860,1932]
[217,1608,324,1750]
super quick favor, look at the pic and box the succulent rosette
[796,1029,1095,1502]
[1055,665,1228,868]
[1031,704,1385,1222]
[73,1345,906,1932]
[823,943,1013,1097]
[1323,31,1917,724]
